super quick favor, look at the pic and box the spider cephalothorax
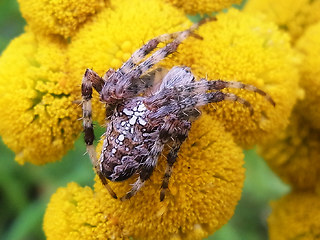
[81,19,275,201]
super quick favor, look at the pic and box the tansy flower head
[244,0,320,42]
[258,112,320,190]
[44,113,245,240]
[295,21,320,130]
[268,191,320,240]
[164,9,301,148]
[0,32,82,164]
[67,0,190,123]
[43,182,127,240]
[164,0,241,15]
[18,0,108,38]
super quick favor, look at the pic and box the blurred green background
[0,0,289,239]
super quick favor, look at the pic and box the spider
[81,18,275,202]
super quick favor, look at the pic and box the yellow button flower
[244,0,320,41]
[18,0,108,38]
[67,0,190,123]
[268,191,320,240]
[0,32,82,164]
[163,9,301,148]
[258,112,320,190]
[295,21,320,130]
[44,113,245,240]
[164,0,241,15]
[43,182,128,240]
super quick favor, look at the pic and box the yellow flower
[268,191,320,240]
[258,112,320,190]
[43,182,127,240]
[18,0,108,38]
[164,9,301,148]
[257,19,320,190]
[295,21,320,130]
[44,113,245,240]
[67,0,190,123]
[0,32,82,164]
[244,0,320,41]
[164,0,241,15]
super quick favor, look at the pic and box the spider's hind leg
[159,117,191,201]
[81,69,117,199]
[120,140,164,201]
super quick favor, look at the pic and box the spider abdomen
[99,98,156,181]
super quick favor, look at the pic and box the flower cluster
[18,0,108,38]
[244,0,320,42]
[0,32,81,164]
[259,112,320,190]
[255,5,320,238]
[295,21,320,129]
[268,192,320,240]
[0,0,309,239]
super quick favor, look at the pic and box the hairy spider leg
[177,79,276,107]
[146,87,254,118]
[120,140,164,201]
[186,91,255,115]
[99,18,216,104]
[124,18,215,82]
[159,117,191,201]
[208,80,275,106]
[120,115,191,201]
[118,17,216,75]
[119,33,188,74]
[84,68,106,93]
[81,69,117,199]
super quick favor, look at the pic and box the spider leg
[147,90,254,120]
[147,76,276,118]
[85,68,119,119]
[118,17,215,75]
[119,33,188,74]
[187,91,255,115]
[195,79,276,106]
[173,79,275,107]
[159,118,191,201]
[126,18,214,80]
[100,18,216,103]
[120,141,164,201]
[81,69,117,199]
[84,68,105,93]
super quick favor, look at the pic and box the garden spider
[81,18,275,201]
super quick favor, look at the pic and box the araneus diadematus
[81,18,275,201]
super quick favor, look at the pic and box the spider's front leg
[119,17,215,75]
[81,69,117,199]
[102,19,216,104]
